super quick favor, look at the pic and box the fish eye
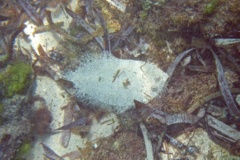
[187,145,198,154]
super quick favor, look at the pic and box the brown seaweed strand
[17,0,43,25]
[64,7,105,50]
[211,49,240,117]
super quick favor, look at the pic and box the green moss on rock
[0,62,32,98]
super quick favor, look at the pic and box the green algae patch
[15,140,32,159]
[0,62,32,98]
[203,0,219,15]
[0,103,4,114]
[0,103,4,125]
